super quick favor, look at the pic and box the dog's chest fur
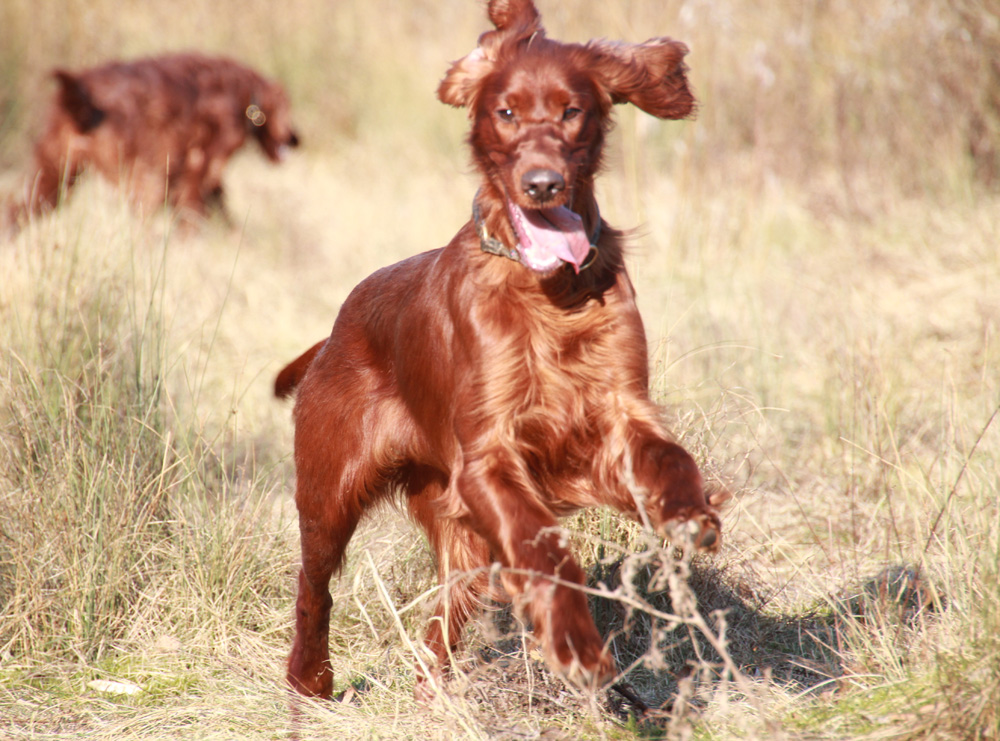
[477,282,632,465]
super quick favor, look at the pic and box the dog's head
[437,0,694,273]
[247,80,301,163]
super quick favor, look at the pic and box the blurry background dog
[10,52,299,225]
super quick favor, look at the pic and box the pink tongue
[508,201,591,273]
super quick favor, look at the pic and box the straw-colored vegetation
[2,0,999,738]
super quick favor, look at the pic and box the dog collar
[472,194,601,271]
[473,198,521,262]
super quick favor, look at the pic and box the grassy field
[2,0,999,738]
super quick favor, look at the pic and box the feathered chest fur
[473,290,634,467]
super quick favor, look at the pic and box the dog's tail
[274,340,326,399]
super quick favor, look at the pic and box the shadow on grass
[462,554,942,733]
[320,550,943,739]
[588,555,843,706]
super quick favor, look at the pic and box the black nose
[521,168,565,203]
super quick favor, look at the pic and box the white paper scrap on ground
[87,679,143,696]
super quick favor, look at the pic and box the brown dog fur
[277,0,722,699]
[13,52,299,223]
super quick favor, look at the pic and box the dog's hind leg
[286,375,408,698]
[287,493,362,699]
[408,477,495,697]
[286,409,374,697]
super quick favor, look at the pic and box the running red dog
[17,52,299,221]
[277,0,723,699]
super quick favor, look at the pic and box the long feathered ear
[485,0,541,34]
[437,0,544,110]
[437,47,494,109]
[585,38,696,120]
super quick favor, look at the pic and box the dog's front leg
[627,428,722,551]
[457,454,617,688]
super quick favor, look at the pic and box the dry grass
[2,0,1000,739]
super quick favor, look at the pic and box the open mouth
[507,200,592,274]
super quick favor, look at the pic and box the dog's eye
[563,107,583,122]
[496,108,515,122]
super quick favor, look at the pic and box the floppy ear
[53,70,106,132]
[438,0,545,110]
[486,0,541,33]
[585,38,696,120]
[437,47,494,109]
